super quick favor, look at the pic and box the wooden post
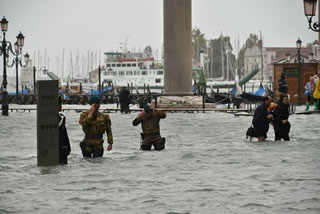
[202,93,205,111]
[155,95,158,108]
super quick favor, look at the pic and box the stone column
[163,0,192,94]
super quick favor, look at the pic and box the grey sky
[0,0,316,73]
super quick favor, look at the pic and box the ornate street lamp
[0,16,26,115]
[16,31,25,47]
[7,47,29,103]
[303,0,320,32]
[0,16,9,116]
[295,38,304,105]
[296,38,303,60]
[1,16,8,32]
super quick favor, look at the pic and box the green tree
[207,35,235,80]
[192,27,207,64]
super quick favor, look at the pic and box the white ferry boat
[101,52,164,87]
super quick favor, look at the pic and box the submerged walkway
[4,107,254,114]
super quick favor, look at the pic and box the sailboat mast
[226,41,229,81]
[260,31,264,82]
[221,33,225,80]
[62,49,64,81]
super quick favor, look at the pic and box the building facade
[21,60,34,90]
[273,54,320,104]
[244,46,311,82]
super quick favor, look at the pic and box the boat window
[157,70,163,75]
[112,64,116,67]
[132,63,136,67]
[126,71,133,75]
[137,71,140,75]
[121,64,126,67]
[117,64,121,67]
[155,79,161,83]
[106,64,110,67]
[127,64,131,67]
[119,71,125,75]
[134,71,136,75]
[112,71,117,75]
[142,71,148,75]
[103,71,108,75]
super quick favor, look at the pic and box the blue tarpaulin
[254,87,265,96]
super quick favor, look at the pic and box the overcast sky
[0,0,316,74]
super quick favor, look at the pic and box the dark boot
[314,100,319,110]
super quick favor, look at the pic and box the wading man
[252,96,273,142]
[79,96,113,157]
[132,103,166,150]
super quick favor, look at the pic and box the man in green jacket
[133,103,166,150]
[79,96,113,157]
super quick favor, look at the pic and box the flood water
[0,105,319,214]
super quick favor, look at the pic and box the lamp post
[0,16,9,116]
[7,42,29,103]
[295,38,304,105]
[0,16,26,115]
[33,66,36,95]
[303,0,320,32]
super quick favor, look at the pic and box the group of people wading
[250,72,291,142]
[251,71,320,142]
[58,96,166,164]
[251,94,291,142]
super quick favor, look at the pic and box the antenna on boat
[221,32,225,81]
[62,49,65,81]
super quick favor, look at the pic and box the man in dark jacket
[252,96,273,142]
[59,96,71,164]
[132,103,166,150]
[278,72,288,95]
[119,87,131,114]
[273,94,290,141]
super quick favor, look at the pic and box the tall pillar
[164,0,192,94]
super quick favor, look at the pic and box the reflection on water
[0,105,319,213]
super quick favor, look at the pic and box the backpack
[246,125,255,141]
